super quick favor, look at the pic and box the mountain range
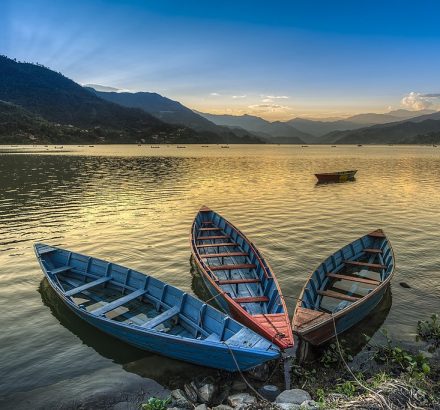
[0,56,261,144]
[1,54,440,145]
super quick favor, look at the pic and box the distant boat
[293,229,395,345]
[315,170,357,183]
[150,146,160,148]
[34,243,280,371]
[201,145,209,148]
[331,145,337,148]
[89,145,94,147]
[221,146,230,148]
[301,145,309,147]
[190,206,294,350]
[177,146,186,148]
[357,144,362,147]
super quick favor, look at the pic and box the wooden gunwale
[293,229,395,341]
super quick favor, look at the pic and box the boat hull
[315,170,357,183]
[293,229,394,346]
[35,245,280,372]
[296,282,388,345]
[190,207,294,350]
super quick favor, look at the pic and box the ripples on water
[0,145,439,401]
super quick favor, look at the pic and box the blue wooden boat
[293,229,395,345]
[190,206,294,350]
[34,243,280,371]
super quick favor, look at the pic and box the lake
[1,144,439,405]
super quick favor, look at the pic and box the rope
[331,315,392,410]
[223,341,270,403]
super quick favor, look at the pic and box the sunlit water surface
[0,144,439,403]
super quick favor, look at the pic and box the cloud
[210,92,221,96]
[265,95,289,99]
[232,95,247,99]
[401,92,440,110]
[248,104,290,112]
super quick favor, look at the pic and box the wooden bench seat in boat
[210,263,256,271]
[201,252,248,259]
[363,248,382,254]
[198,227,222,231]
[196,243,238,248]
[234,296,269,303]
[197,235,230,240]
[201,221,214,224]
[217,278,260,285]
[65,276,112,297]
[91,289,146,316]
[205,333,221,341]
[317,289,360,302]
[326,272,380,286]
[141,306,180,329]
[344,260,386,269]
[50,265,73,275]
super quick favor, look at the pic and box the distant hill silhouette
[323,114,440,144]
[89,88,251,140]
[197,112,309,143]
[0,56,261,144]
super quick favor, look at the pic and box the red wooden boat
[315,170,357,183]
[190,206,293,350]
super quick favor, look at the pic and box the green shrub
[141,397,171,410]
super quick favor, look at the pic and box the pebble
[275,389,311,405]
[197,383,216,403]
[227,392,257,408]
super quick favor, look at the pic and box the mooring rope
[223,341,270,403]
[331,315,392,410]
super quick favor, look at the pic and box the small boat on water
[293,229,395,345]
[34,243,280,371]
[221,146,230,148]
[315,170,357,183]
[190,207,294,350]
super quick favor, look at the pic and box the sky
[1,0,440,120]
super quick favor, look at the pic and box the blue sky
[1,0,440,119]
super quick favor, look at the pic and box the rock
[197,383,216,403]
[170,389,192,409]
[300,400,319,409]
[259,385,280,402]
[275,389,311,405]
[399,282,411,288]
[195,404,208,410]
[0,367,170,410]
[212,406,234,410]
[276,404,301,410]
[246,363,269,381]
[184,382,199,403]
[227,392,257,408]
[231,380,247,391]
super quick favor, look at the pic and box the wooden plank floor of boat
[294,307,332,329]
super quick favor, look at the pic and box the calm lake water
[1,144,439,404]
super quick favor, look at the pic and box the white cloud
[401,92,440,110]
[248,104,290,112]
[210,92,221,96]
[265,95,289,99]
[232,95,247,99]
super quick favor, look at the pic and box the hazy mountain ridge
[197,112,310,143]
[91,89,263,143]
[0,56,261,144]
[325,117,440,144]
